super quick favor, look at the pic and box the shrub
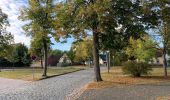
[122,61,152,77]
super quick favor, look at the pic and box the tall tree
[19,0,55,77]
[55,0,153,81]
[150,0,170,77]
[0,8,13,57]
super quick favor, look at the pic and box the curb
[38,69,85,81]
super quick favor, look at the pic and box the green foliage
[122,61,152,77]
[0,44,31,67]
[125,35,157,62]
[0,8,13,57]
[66,49,75,62]
[113,56,121,66]
[19,0,55,37]
[12,44,31,67]
[30,38,44,57]
[72,38,93,62]
[55,0,156,81]
[19,0,56,76]
[111,51,128,66]
[50,49,64,56]
[55,0,150,41]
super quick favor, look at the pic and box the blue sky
[0,0,73,51]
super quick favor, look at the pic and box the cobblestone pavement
[77,82,170,100]
[0,68,98,100]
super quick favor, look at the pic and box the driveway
[0,67,105,100]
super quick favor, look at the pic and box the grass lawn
[0,66,83,81]
[86,66,170,89]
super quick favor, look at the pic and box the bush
[122,61,152,77]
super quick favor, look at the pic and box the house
[99,54,107,65]
[48,55,62,66]
[150,49,170,66]
[57,54,72,67]
[84,54,107,66]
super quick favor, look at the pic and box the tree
[50,49,64,57]
[6,45,19,68]
[125,35,157,62]
[150,0,170,77]
[0,8,13,72]
[19,0,56,77]
[66,49,75,63]
[73,38,93,63]
[0,8,13,57]
[11,43,31,67]
[55,0,153,81]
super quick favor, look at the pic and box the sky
[0,0,73,51]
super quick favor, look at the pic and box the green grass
[0,67,83,81]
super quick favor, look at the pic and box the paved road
[77,82,170,100]
[0,68,99,100]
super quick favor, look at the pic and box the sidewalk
[77,82,170,100]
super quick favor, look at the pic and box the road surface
[0,68,100,100]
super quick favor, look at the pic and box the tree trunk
[42,40,48,77]
[92,29,102,82]
[163,48,168,77]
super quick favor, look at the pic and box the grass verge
[0,66,83,81]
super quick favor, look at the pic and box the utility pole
[106,51,110,73]
[31,55,36,81]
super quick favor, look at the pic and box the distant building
[150,49,170,66]
[58,54,72,64]
[48,55,62,66]
[84,54,107,66]
[99,54,107,65]
[57,54,72,67]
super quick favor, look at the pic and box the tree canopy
[55,0,156,81]
[73,38,93,62]
[0,8,13,57]
[125,35,157,62]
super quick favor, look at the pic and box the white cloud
[0,0,31,46]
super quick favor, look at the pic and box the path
[0,68,102,100]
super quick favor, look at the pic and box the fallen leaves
[85,67,170,89]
